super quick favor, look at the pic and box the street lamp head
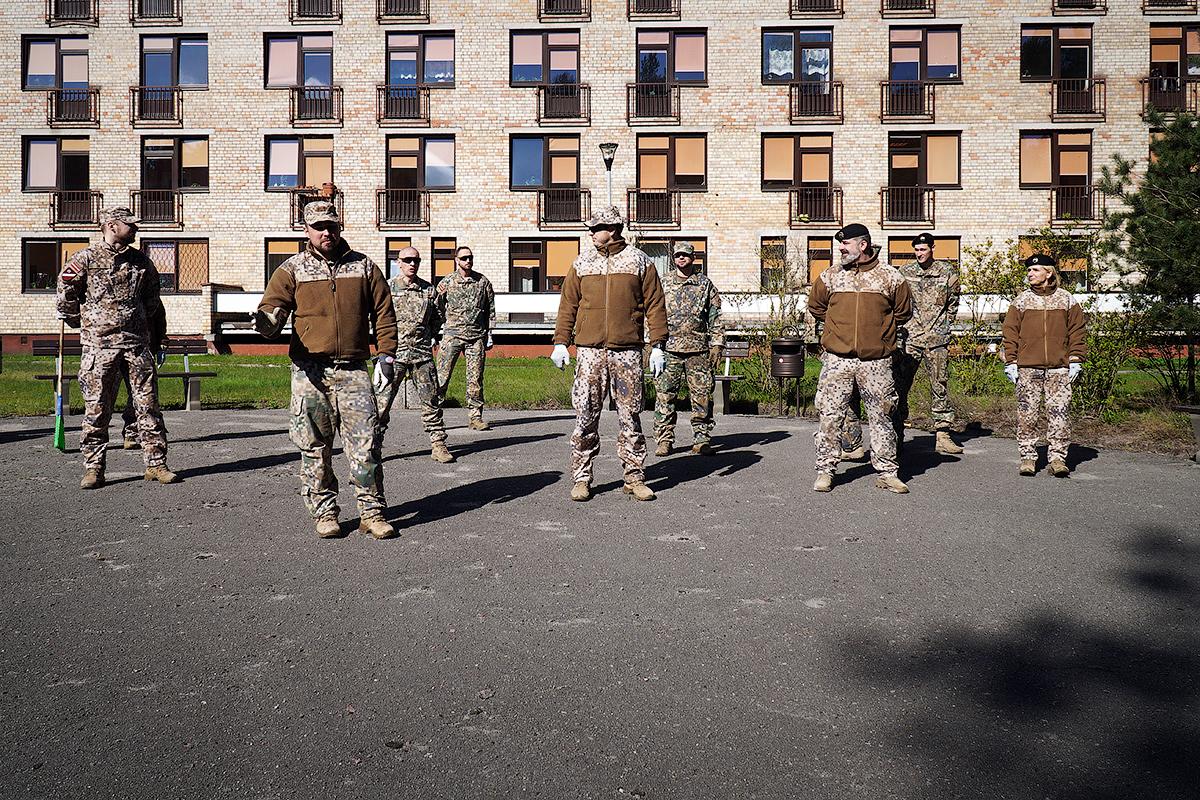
[599,142,618,170]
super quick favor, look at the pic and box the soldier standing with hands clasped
[435,246,496,431]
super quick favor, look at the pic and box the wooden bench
[33,337,216,414]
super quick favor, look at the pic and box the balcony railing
[538,188,592,228]
[376,0,428,21]
[880,186,935,226]
[537,84,591,124]
[130,0,181,23]
[627,0,679,19]
[1050,78,1106,120]
[376,85,430,126]
[47,0,98,24]
[130,86,183,124]
[290,0,340,21]
[50,191,103,228]
[790,81,844,123]
[880,80,935,121]
[789,187,843,228]
[290,86,343,125]
[1051,186,1102,225]
[627,83,681,124]
[539,0,590,20]
[375,189,430,230]
[1052,0,1106,13]
[1141,77,1200,117]
[131,190,183,227]
[627,188,681,229]
[1142,0,1196,12]
[47,88,100,126]
[791,0,843,16]
[880,0,934,16]
[291,189,346,230]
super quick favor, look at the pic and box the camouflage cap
[584,205,626,228]
[303,200,341,227]
[671,241,695,256]
[99,206,141,226]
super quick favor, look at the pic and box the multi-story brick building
[3,0,1196,352]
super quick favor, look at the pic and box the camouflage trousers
[79,345,168,470]
[571,346,646,485]
[653,351,714,445]
[436,336,486,421]
[1016,367,1073,463]
[289,359,385,520]
[815,353,899,476]
[893,344,955,433]
[375,359,447,445]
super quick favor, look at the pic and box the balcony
[1050,78,1106,121]
[1052,0,1106,13]
[537,84,591,125]
[376,0,428,22]
[375,189,430,230]
[290,86,343,126]
[376,85,430,126]
[789,187,843,229]
[1051,186,1102,226]
[1142,0,1196,12]
[880,81,935,122]
[537,188,592,229]
[130,0,181,23]
[291,188,346,230]
[47,0,98,25]
[627,188,681,230]
[290,0,340,21]
[791,0,843,16]
[880,186,935,227]
[131,190,183,228]
[1141,77,1200,117]
[539,0,590,21]
[130,86,183,125]
[47,88,100,126]
[790,81,843,124]
[880,0,934,17]
[627,0,679,19]
[627,83,681,124]
[50,191,103,228]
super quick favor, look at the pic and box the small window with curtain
[889,27,960,83]
[636,30,707,85]
[385,32,456,87]
[23,37,88,90]
[23,239,88,293]
[761,29,832,85]
[141,136,209,191]
[23,137,89,192]
[385,238,413,279]
[266,136,333,190]
[265,238,305,283]
[1020,26,1091,82]
[510,135,580,190]
[143,239,209,294]
[511,30,580,87]
[1019,131,1091,189]
[806,237,833,286]
[431,238,457,281]
[141,35,208,89]
[385,136,456,191]
[761,134,833,191]
[509,239,581,294]
[636,134,706,192]
[265,33,333,88]
[887,237,959,267]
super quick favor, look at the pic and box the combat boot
[431,441,456,463]
[654,441,672,457]
[1019,460,1036,476]
[839,445,866,461]
[315,515,341,538]
[875,474,910,494]
[358,514,397,540]
[623,482,656,501]
[691,442,713,456]
[935,431,964,455]
[468,418,490,431]
[80,468,105,490]
[1048,460,1070,478]
[813,473,833,493]
[144,465,181,484]
[570,482,591,502]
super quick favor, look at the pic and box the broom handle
[56,320,65,398]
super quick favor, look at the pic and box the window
[386,32,456,87]
[635,237,707,278]
[637,134,706,191]
[265,33,333,88]
[143,239,209,293]
[266,136,333,190]
[760,236,788,290]
[510,135,580,190]
[762,29,832,84]
[23,37,88,90]
[511,30,580,86]
[142,36,207,88]
[386,136,456,191]
[1020,26,1091,82]
[806,237,833,286]
[637,30,707,84]
[761,134,832,191]
[266,239,305,283]
[142,137,209,191]
[890,27,960,82]
[1018,236,1092,291]
[1019,131,1091,188]
[1150,25,1200,82]
[385,238,412,279]
[23,239,87,293]
[23,137,89,192]
[888,133,960,188]
[509,239,580,293]
[431,238,457,281]
[887,237,960,267]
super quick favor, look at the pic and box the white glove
[649,347,666,377]
[551,344,570,369]
[1069,362,1082,382]
[1004,363,1019,384]
[486,334,494,351]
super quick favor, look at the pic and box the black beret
[912,232,934,247]
[835,223,871,242]
[1024,253,1057,268]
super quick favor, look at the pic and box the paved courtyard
[1,408,1197,799]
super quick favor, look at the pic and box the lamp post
[599,142,618,208]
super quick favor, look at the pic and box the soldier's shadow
[593,430,790,494]
[381,432,563,462]
[385,470,560,527]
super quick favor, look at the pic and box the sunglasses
[400,256,421,264]
[457,255,474,261]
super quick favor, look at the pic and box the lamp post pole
[599,142,618,208]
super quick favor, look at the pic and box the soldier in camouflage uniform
[375,246,453,464]
[56,206,179,490]
[653,242,724,457]
[435,246,496,431]
[550,206,668,502]
[254,199,399,539]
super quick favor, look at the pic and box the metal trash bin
[770,328,807,415]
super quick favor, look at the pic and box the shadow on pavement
[174,428,289,445]
[383,432,564,463]
[478,414,576,430]
[0,427,54,445]
[387,470,561,527]
[176,450,298,480]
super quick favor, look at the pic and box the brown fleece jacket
[554,239,668,349]
[807,251,913,360]
[1002,286,1087,368]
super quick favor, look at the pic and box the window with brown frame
[265,33,333,88]
[509,238,581,293]
[511,30,580,86]
[1149,25,1200,84]
[761,29,832,85]
[1019,131,1091,188]
[141,35,208,89]
[142,137,208,192]
[761,134,833,191]
[265,238,305,283]
[431,238,458,282]
[637,134,706,191]
[23,137,89,192]
[634,237,706,278]
[889,27,961,82]
[143,239,209,293]
[1020,26,1091,82]
[636,29,707,85]
[384,237,413,279]
[22,238,88,293]
[887,132,960,188]
[386,136,456,191]
[23,36,88,90]
[510,135,580,190]
[760,236,788,290]
[807,237,833,286]
[386,32,456,87]
[266,136,333,190]
[887,236,959,267]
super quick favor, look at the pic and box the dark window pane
[143,52,173,87]
[512,64,543,82]
[763,33,794,83]
[179,40,207,87]
[303,52,332,86]
[1021,35,1052,79]
[25,241,59,291]
[638,50,667,82]
[511,138,545,188]
[390,54,418,85]
[1059,46,1090,80]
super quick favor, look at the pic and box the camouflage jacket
[435,271,495,342]
[898,259,960,349]
[56,241,166,350]
[388,274,442,364]
[663,270,724,353]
